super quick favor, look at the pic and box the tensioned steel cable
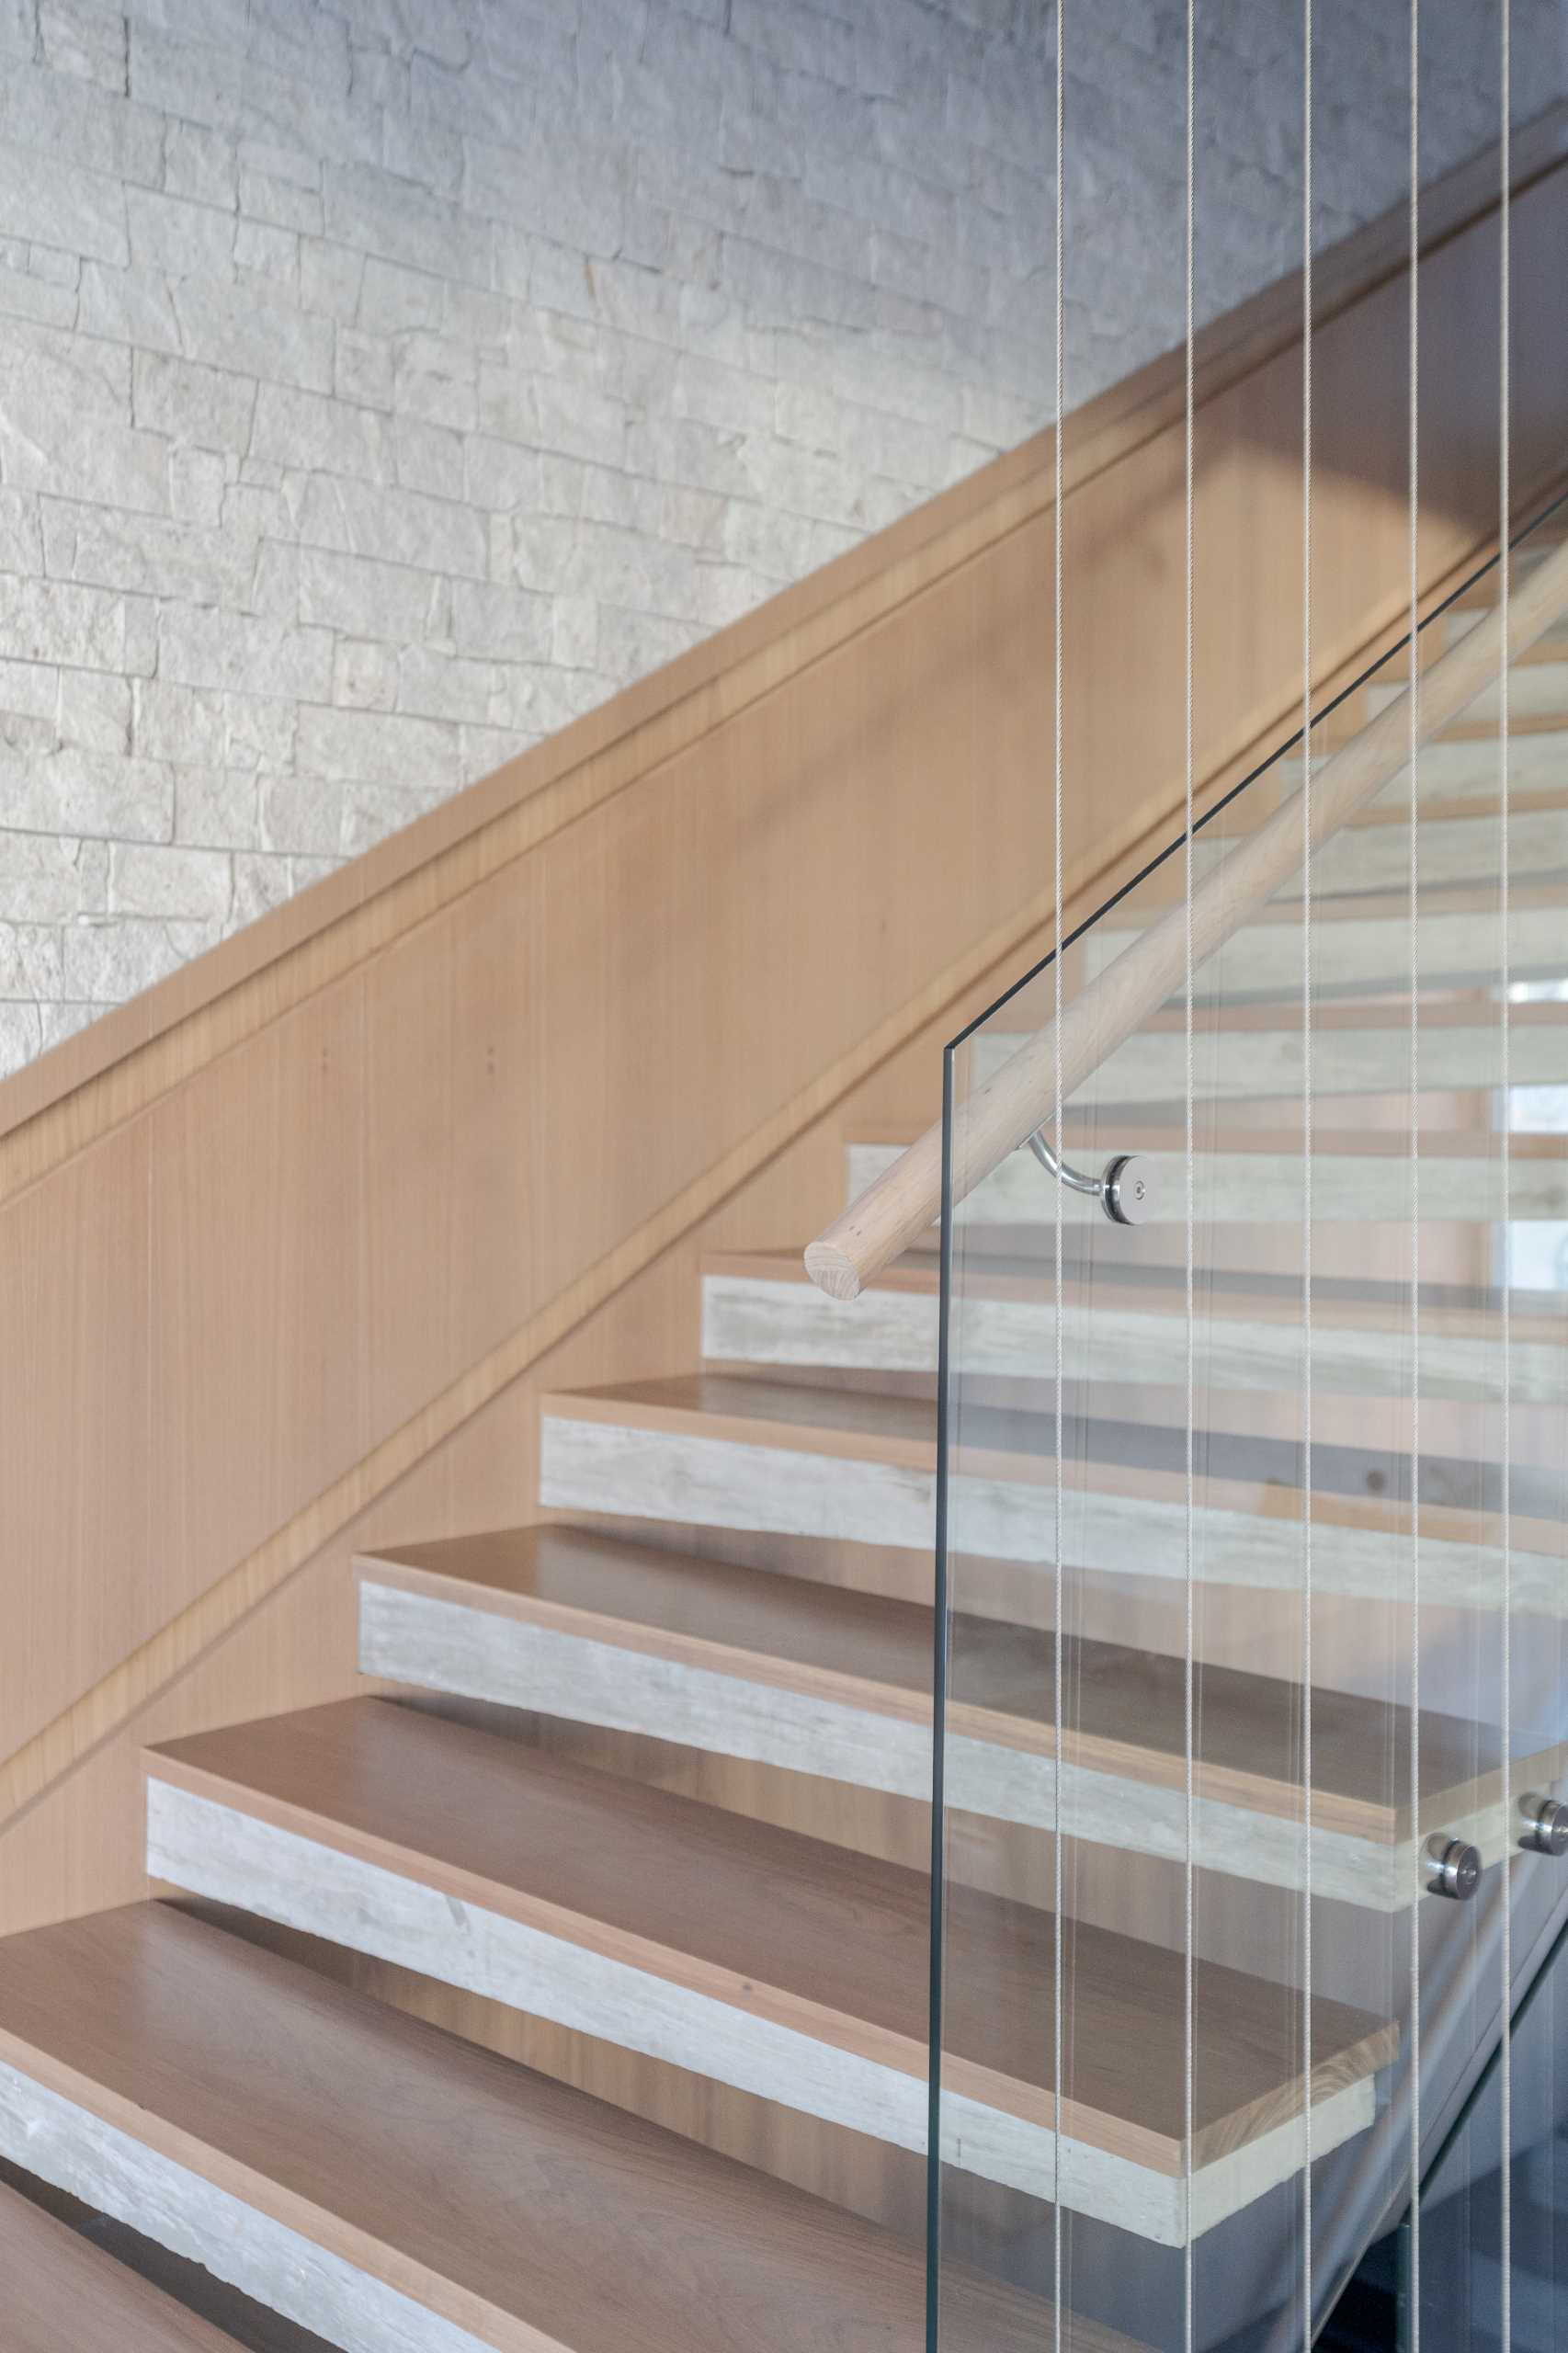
[1051,4,1065,2342]
[1406,3,1422,2343]
[1182,0,1197,2341]
[1498,9,1513,2344]
[1403,0,1412,2334]
[1299,0,1316,2336]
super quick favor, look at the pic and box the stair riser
[358,1580,1417,1908]
[703,1275,1562,1404]
[1276,728,1568,811]
[971,1023,1567,1105]
[1367,662,1568,728]
[1085,904,1568,1003]
[359,1577,935,1802]
[846,1142,1568,1230]
[0,2056,473,2353]
[143,1779,1372,2246]
[538,1414,1557,1613]
[1193,805,1568,899]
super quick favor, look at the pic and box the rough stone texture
[0,0,1563,1073]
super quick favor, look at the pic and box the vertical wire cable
[1406,6,1422,2344]
[1299,0,1316,2334]
[1181,0,1197,2342]
[1498,9,1513,2343]
[1051,6,1065,2344]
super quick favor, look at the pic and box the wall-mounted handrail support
[1027,1129,1159,1225]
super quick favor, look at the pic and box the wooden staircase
[2,407,1564,2353]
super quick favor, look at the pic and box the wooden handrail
[805,529,1568,1302]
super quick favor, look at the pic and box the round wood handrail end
[802,1239,864,1301]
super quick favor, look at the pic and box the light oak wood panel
[0,1904,1118,2353]
[0,2179,235,2352]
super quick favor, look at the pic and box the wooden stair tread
[358,1527,1553,1840]
[0,1904,1128,2353]
[540,1373,1566,1561]
[0,2180,236,2351]
[850,1122,1568,1165]
[147,1699,1395,2168]
[707,1247,1565,1349]
[361,1524,940,1696]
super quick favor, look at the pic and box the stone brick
[324,156,492,284]
[295,473,488,577]
[43,495,258,606]
[231,847,294,925]
[299,544,437,642]
[0,575,136,669]
[170,275,335,390]
[109,840,233,920]
[125,186,237,278]
[0,249,80,330]
[0,833,107,923]
[158,606,335,701]
[463,125,629,257]
[334,638,396,710]
[335,326,393,410]
[396,645,498,722]
[77,259,183,349]
[0,656,62,730]
[174,767,260,851]
[0,52,164,187]
[165,119,240,210]
[296,701,458,787]
[132,348,258,451]
[56,667,131,753]
[235,218,299,281]
[251,381,394,480]
[449,577,552,663]
[257,769,347,855]
[133,677,228,767]
[0,131,127,264]
[4,749,174,842]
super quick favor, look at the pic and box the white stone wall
[0,0,1562,1075]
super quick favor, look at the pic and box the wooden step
[143,1701,1396,2246]
[0,2177,236,2351]
[846,1127,1568,1233]
[1084,884,1567,1002]
[0,1902,1120,2353]
[1253,726,1567,816]
[1195,796,1568,899]
[1367,658,1568,734]
[356,1527,1562,1908]
[538,1375,1568,1616]
[703,1249,1566,1404]
[970,1000,1568,1105]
